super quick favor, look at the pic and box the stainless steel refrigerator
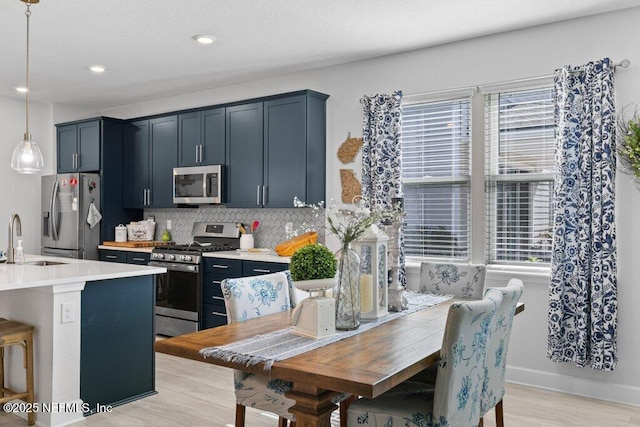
[41,173,101,260]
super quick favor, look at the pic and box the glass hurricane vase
[334,243,361,330]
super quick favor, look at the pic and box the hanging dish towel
[86,202,102,229]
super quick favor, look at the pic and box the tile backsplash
[144,206,325,248]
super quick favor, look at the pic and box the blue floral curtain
[548,58,617,371]
[361,91,405,285]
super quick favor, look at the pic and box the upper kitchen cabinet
[226,90,328,208]
[56,119,101,172]
[226,102,264,208]
[123,115,178,209]
[55,117,137,242]
[178,107,225,167]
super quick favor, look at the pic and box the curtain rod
[477,59,631,93]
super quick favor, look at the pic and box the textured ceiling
[0,0,638,110]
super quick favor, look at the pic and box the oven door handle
[148,261,199,273]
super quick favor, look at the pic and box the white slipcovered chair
[420,262,486,299]
[346,289,502,427]
[221,270,349,427]
[479,279,524,427]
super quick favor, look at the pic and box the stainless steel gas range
[149,222,240,336]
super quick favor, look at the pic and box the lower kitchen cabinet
[201,258,289,329]
[99,249,150,265]
[81,275,156,414]
[99,250,126,263]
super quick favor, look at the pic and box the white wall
[27,5,640,407]
[0,96,54,254]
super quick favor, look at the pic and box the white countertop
[203,250,290,264]
[0,255,166,292]
[98,245,154,253]
[99,245,290,264]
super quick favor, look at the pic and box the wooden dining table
[155,299,525,427]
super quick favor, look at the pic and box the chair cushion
[348,381,438,426]
[420,262,486,299]
[234,371,296,420]
[222,271,293,323]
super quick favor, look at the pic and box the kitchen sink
[24,260,68,266]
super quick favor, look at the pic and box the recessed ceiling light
[89,65,106,73]
[15,87,28,93]
[193,35,216,45]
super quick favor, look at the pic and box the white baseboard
[507,365,640,408]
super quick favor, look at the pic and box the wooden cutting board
[102,241,175,248]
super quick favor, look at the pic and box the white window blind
[402,97,471,259]
[484,87,555,264]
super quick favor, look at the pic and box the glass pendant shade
[12,0,44,174]
[11,133,43,174]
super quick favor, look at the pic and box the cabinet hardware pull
[212,265,229,269]
[211,312,226,316]
[106,255,118,259]
[132,257,145,261]
[211,280,222,284]
[211,296,224,301]
[257,185,261,206]
[253,269,271,273]
[198,145,204,163]
[263,185,268,206]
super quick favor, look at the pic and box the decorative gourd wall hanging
[337,132,364,203]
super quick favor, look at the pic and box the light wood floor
[1,352,639,426]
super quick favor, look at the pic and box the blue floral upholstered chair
[420,262,486,299]
[221,270,349,427]
[346,289,503,427]
[479,279,524,427]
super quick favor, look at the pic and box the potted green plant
[289,243,338,291]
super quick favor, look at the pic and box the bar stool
[0,318,35,425]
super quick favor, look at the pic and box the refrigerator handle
[50,180,60,241]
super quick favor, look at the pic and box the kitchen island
[0,255,165,427]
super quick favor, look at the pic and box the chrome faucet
[7,214,22,264]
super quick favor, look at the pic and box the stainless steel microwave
[173,165,224,204]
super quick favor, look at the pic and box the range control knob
[168,254,176,261]
[181,255,192,262]
[154,253,164,260]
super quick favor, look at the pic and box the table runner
[200,292,452,370]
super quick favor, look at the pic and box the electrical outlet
[167,220,172,230]
[62,302,75,323]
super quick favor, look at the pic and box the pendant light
[10,0,43,174]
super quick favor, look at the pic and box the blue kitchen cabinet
[225,91,328,208]
[99,250,150,265]
[123,115,177,208]
[201,258,289,329]
[225,102,264,208]
[123,120,150,209]
[55,117,139,242]
[81,275,156,414]
[201,258,243,329]
[178,107,225,167]
[56,119,100,173]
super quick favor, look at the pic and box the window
[401,84,555,265]
[402,96,472,259]
[485,88,555,264]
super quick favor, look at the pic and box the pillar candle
[360,274,374,313]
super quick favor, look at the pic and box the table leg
[285,383,338,427]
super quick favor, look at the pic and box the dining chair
[479,279,524,427]
[221,270,349,427]
[420,262,486,299]
[346,289,503,427]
